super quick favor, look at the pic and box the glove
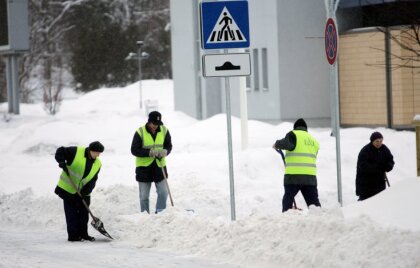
[156,149,168,158]
[149,149,158,157]
[274,140,281,150]
[58,162,69,174]
[58,162,66,169]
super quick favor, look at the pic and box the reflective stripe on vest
[285,130,319,175]
[135,125,167,167]
[57,147,102,194]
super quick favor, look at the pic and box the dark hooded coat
[355,143,394,200]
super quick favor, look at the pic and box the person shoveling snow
[54,141,112,241]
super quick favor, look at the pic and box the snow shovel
[64,169,113,239]
[273,147,302,210]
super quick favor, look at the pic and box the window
[245,49,251,90]
[0,0,9,46]
[253,48,259,91]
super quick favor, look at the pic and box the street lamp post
[125,41,149,109]
[137,41,144,109]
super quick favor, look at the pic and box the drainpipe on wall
[385,27,393,128]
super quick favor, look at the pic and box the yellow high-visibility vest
[135,125,167,167]
[57,147,102,194]
[285,130,319,175]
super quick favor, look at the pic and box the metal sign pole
[326,0,343,205]
[11,54,20,114]
[331,64,342,205]
[200,1,250,221]
[224,49,236,221]
[239,76,248,150]
[329,74,336,137]
[331,13,343,206]
[5,54,20,114]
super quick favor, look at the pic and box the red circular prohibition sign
[325,18,338,65]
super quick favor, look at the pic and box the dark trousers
[63,197,90,239]
[282,185,321,212]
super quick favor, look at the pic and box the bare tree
[5,0,171,110]
[20,0,85,114]
[366,2,420,71]
[376,25,420,71]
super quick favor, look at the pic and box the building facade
[337,0,420,128]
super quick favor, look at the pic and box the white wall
[237,0,282,122]
[277,0,330,125]
[170,0,201,118]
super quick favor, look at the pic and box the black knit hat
[148,111,163,125]
[370,132,383,142]
[89,141,105,152]
[294,118,307,130]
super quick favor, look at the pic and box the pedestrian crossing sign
[200,1,250,49]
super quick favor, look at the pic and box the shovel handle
[161,166,174,207]
[63,167,112,239]
[63,169,97,219]
[385,173,391,187]
[273,146,286,164]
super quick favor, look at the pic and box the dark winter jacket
[131,123,172,183]
[54,146,100,202]
[355,143,394,200]
[274,126,318,186]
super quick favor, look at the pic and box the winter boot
[82,235,95,241]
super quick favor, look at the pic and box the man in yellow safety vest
[131,111,172,214]
[55,141,104,241]
[273,118,321,212]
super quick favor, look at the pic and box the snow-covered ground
[1,80,419,268]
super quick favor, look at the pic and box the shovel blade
[91,218,113,239]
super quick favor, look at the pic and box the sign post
[1,0,30,115]
[200,0,250,221]
[325,15,343,206]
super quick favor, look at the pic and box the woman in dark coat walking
[356,132,394,201]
